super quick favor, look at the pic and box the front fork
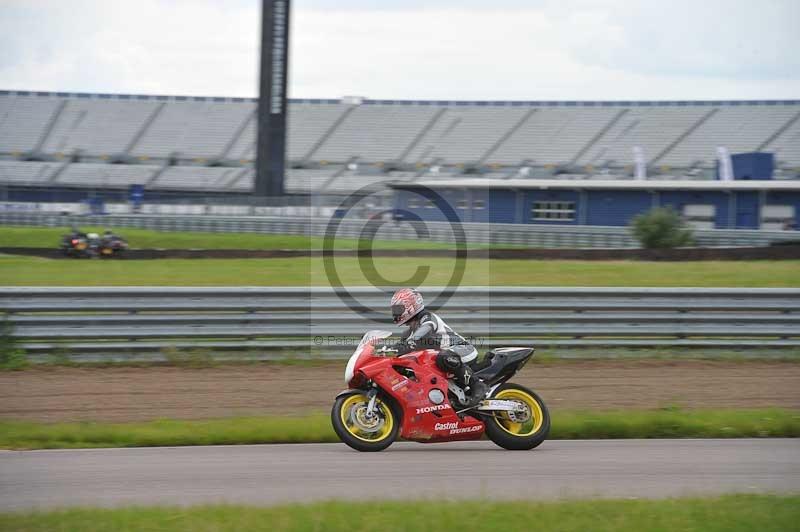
[364,387,378,417]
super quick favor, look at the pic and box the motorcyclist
[101,229,116,245]
[390,288,488,407]
[63,226,87,256]
[69,225,86,239]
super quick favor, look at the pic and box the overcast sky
[1,0,798,101]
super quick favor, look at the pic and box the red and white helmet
[390,288,424,325]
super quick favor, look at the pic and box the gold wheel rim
[339,394,394,443]
[492,389,544,437]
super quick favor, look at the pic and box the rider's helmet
[390,288,424,325]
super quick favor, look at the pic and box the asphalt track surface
[1,439,798,510]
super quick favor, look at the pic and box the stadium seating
[662,105,800,168]
[131,101,253,160]
[0,91,798,193]
[42,99,159,157]
[315,104,439,163]
[581,107,708,167]
[228,169,343,194]
[0,160,59,183]
[0,96,61,154]
[404,106,526,164]
[767,113,800,166]
[151,166,239,190]
[284,169,336,193]
[56,163,158,187]
[490,107,620,166]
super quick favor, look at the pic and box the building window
[473,200,486,210]
[531,201,575,221]
[682,204,716,230]
[407,198,419,208]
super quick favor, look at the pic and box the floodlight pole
[255,0,290,197]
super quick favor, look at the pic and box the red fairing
[350,344,485,443]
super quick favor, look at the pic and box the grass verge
[1,495,798,532]
[1,255,799,286]
[1,409,797,450]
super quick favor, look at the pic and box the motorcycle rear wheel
[483,383,550,450]
[331,391,399,452]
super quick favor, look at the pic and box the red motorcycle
[331,331,550,452]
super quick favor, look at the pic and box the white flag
[717,146,733,181]
[633,146,646,180]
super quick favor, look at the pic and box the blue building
[390,179,800,230]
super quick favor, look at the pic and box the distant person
[100,229,114,244]
[69,225,86,238]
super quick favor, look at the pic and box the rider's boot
[456,365,488,408]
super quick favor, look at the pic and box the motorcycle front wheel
[331,391,399,452]
[483,383,550,450]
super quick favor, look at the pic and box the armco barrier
[2,287,799,362]
[2,211,799,248]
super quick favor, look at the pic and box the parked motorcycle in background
[98,231,128,258]
[60,228,128,258]
[60,228,89,257]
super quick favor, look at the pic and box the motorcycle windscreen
[358,330,392,348]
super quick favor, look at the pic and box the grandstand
[1,90,799,198]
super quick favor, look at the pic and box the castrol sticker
[434,422,482,435]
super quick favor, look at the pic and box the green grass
[0,409,797,450]
[0,226,456,250]
[1,255,798,286]
[554,408,800,439]
[0,415,334,449]
[1,495,798,532]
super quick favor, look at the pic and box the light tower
[255,0,291,197]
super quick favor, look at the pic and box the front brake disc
[351,406,385,433]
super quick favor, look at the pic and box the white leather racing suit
[396,311,478,363]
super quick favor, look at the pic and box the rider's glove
[390,342,412,356]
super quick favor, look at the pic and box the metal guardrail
[2,211,799,248]
[2,287,799,362]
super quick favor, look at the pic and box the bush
[631,207,694,249]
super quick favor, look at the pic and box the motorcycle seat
[471,347,534,372]
[487,347,534,357]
